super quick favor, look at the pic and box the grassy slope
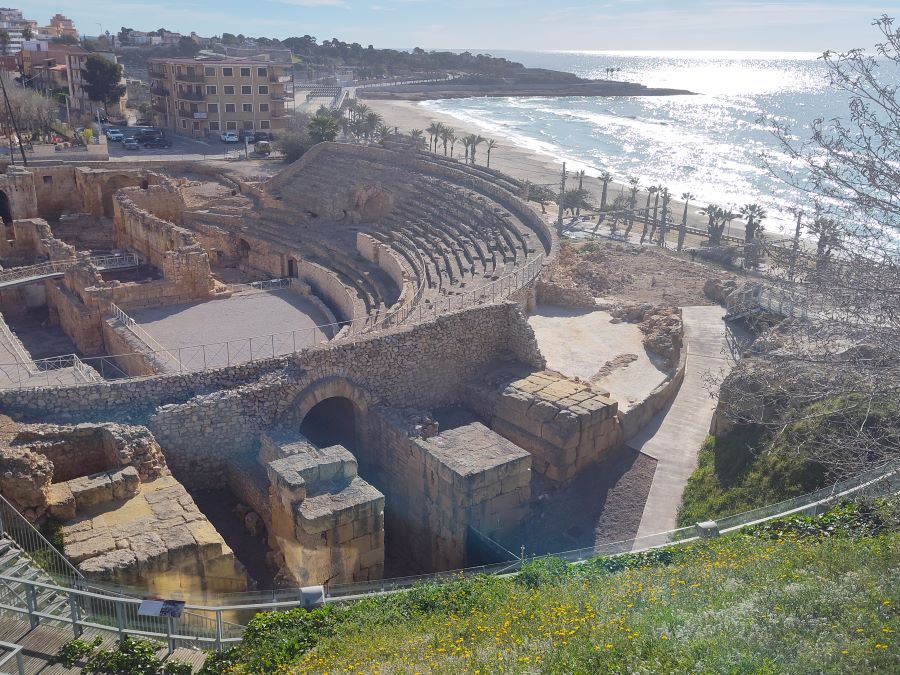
[206,503,900,674]
[677,427,827,527]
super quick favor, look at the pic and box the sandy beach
[365,98,731,238]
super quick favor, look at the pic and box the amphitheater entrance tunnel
[299,396,358,452]
[0,189,11,225]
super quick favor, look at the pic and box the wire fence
[0,461,895,655]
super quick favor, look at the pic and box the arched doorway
[237,239,251,266]
[0,190,12,225]
[101,176,139,218]
[299,396,357,452]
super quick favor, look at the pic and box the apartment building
[0,8,37,56]
[148,57,293,138]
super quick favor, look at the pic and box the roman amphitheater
[0,139,709,599]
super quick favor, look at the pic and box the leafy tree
[82,55,126,108]
[51,34,79,45]
[0,30,8,55]
[276,129,312,162]
[308,114,340,143]
[178,36,199,57]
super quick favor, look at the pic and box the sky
[25,1,900,53]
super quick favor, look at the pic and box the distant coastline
[359,80,694,101]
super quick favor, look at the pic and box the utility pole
[556,162,566,237]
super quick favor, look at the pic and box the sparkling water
[422,50,843,233]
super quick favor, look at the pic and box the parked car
[254,131,274,142]
[143,137,172,149]
[123,138,140,150]
[134,129,162,142]
[106,129,124,141]
[220,131,240,143]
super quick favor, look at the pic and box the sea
[420,50,844,234]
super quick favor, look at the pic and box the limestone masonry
[0,141,683,595]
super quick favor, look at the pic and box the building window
[208,103,219,113]
[241,85,252,95]
[242,103,252,112]
[181,119,187,128]
[259,103,269,112]
[225,103,236,113]
[260,120,270,129]
[257,67,268,77]
[43,175,53,184]
[193,121,200,130]
[226,121,237,130]
[224,85,235,95]
[209,121,220,131]
[222,67,233,76]
[258,85,269,95]
[240,67,251,77]
[204,66,215,76]
[206,85,216,95]
[243,121,254,130]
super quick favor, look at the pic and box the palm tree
[485,139,498,167]
[624,177,640,238]
[599,171,613,210]
[640,186,658,244]
[739,203,767,268]
[449,130,458,158]
[648,184,662,243]
[460,136,471,163]
[657,188,671,247]
[354,103,370,122]
[467,134,485,164]
[426,122,444,153]
[678,192,694,252]
[409,129,425,145]
[439,126,455,156]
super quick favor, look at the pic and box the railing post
[215,610,224,652]
[271,334,275,358]
[249,337,254,363]
[68,591,83,637]
[115,600,126,637]
[24,583,38,629]
[166,616,175,655]
[15,650,23,675]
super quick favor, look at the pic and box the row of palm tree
[410,121,500,167]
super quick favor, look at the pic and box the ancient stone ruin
[0,141,684,597]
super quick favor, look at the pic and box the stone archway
[0,189,11,225]
[299,396,357,452]
[237,238,251,267]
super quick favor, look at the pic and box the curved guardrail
[0,254,546,388]
[0,460,895,655]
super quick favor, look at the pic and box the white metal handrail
[0,318,34,374]
[0,254,138,287]
[106,302,183,372]
[0,461,893,656]
[0,642,24,675]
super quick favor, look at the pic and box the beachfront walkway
[629,305,734,537]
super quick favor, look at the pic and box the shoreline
[366,98,732,237]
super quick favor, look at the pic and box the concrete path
[629,305,734,538]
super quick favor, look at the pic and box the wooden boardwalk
[0,617,206,674]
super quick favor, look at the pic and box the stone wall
[0,167,39,221]
[45,279,104,355]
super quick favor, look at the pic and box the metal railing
[0,461,893,655]
[106,302,183,372]
[0,642,24,675]
[227,277,293,294]
[0,318,32,371]
[0,254,138,288]
[0,253,546,387]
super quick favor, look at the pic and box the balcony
[174,72,205,83]
[176,89,204,101]
[270,92,292,101]
[152,101,168,113]
[269,74,292,83]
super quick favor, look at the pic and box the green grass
[201,499,900,674]
[677,429,827,527]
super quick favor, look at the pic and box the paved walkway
[629,305,734,537]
